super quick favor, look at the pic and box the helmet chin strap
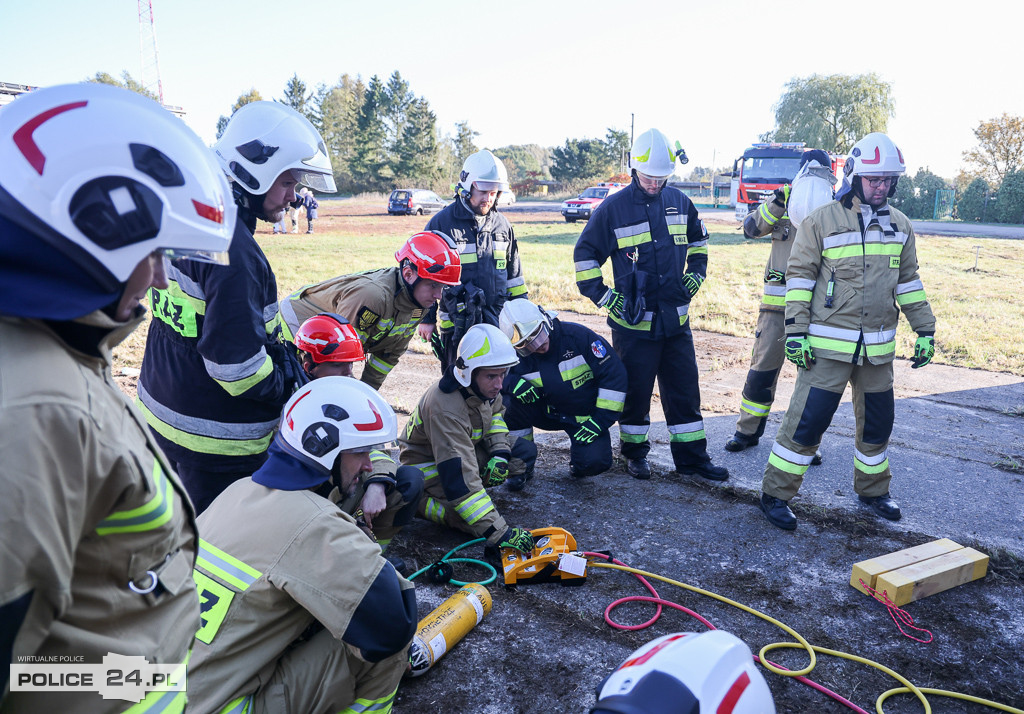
[400,262,429,308]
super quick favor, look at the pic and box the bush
[994,170,1024,224]
[956,177,990,222]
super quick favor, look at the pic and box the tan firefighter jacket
[186,476,416,713]
[279,267,427,390]
[0,310,199,714]
[397,375,511,543]
[742,193,794,313]
[785,195,936,365]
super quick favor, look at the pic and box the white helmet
[844,132,905,178]
[214,101,336,195]
[458,149,510,196]
[277,376,397,477]
[0,82,234,294]
[453,323,519,387]
[630,128,677,179]
[498,299,556,355]
[591,631,775,714]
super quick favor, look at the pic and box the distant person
[574,128,729,483]
[724,150,834,463]
[280,231,462,389]
[498,299,627,490]
[301,185,319,233]
[138,100,336,513]
[759,132,936,530]
[288,194,302,233]
[418,149,528,368]
[0,82,233,713]
[186,377,417,714]
[398,324,535,554]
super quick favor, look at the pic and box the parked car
[388,188,447,215]
[496,190,516,207]
[560,182,627,222]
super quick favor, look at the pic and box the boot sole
[759,501,797,530]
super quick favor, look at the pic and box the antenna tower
[137,0,164,104]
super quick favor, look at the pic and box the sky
[2,0,1022,180]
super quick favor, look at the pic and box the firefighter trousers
[734,308,786,440]
[762,358,895,501]
[505,402,613,477]
[612,328,710,468]
[242,628,408,714]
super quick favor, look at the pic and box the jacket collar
[41,307,146,364]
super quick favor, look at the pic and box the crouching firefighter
[186,378,417,714]
[498,299,627,489]
[398,324,536,554]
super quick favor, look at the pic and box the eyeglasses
[863,176,895,187]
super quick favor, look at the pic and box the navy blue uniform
[502,318,627,477]
[138,211,290,511]
[573,178,714,468]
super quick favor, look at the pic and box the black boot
[760,493,797,530]
[626,457,651,480]
[505,469,533,492]
[858,493,901,521]
[811,450,823,466]
[677,459,729,482]
[724,431,758,452]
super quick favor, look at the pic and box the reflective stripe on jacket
[742,196,793,313]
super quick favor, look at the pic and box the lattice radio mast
[137,0,164,104]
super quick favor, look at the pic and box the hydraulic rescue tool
[500,527,588,588]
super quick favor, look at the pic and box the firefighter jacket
[785,195,936,365]
[138,215,291,472]
[503,318,627,433]
[424,197,528,329]
[742,195,793,314]
[279,267,428,390]
[574,179,709,339]
[398,370,511,543]
[186,446,417,713]
[0,310,199,714]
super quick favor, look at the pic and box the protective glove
[681,273,704,300]
[482,455,510,487]
[785,335,815,370]
[268,342,309,393]
[498,526,535,554]
[911,333,934,369]
[429,330,445,363]
[765,268,786,283]
[772,184,791,208]
[511,378,540,404]
[599,288,627,320]
[572,417,602,444]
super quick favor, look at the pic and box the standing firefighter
[498,299,627,489]
[725,150,834,461]
[0,83,233,713]
[419,150,528,367]
[399,324,536,553]
[759,133,936,530]
[280,231,461,389]
[187,378,417,714]
[138,101,336,513]
[574,128,729,482]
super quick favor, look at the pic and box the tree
[551,138,614,183]
[452,121,479,168]
[87,71,158,102]
[762,73,894,153]
[279,73,316,125]
[604,128,630,173]
[493,145,544,184]
[215,88,263,140]
[962,113,1024,184]
[890,173,915,215]
[956,177,990,222]
[317,75,365,192]
[910,168,951,220]
[351,75,389,191]
[994,170,1024,224]
[394,98,440,184]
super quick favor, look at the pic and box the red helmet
[394,231,461,286]
[294,313,365,364]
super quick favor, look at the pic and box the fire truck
[731,142,843,220]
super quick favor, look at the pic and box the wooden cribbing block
[876,548,989,606]
[850,538,989,606]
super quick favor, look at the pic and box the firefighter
[759,133,936,530]
[138,101,336,513]
[574,128,729,482]
[187,377,417,714]
[725,149,834,464]
[280,231,462,389]
[418,150,528,368]
[0,83,233,713]
[398,323,536,553]
[498,299,627,489]
[293,312,424,558]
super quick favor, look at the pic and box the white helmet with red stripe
[844,132,905,178]
[591,631,774,714]
[0,82,234,293]
[278,376,397,477]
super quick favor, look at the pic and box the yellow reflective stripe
[609,312,652,331]
[193,571,235,645]
[670,429,705,443]
[575,268,603,281]
[366,355,396,375]
[786,290,813,303]
[855,456,890,474]
[508,283,528,297]
[439,318,454,329]
[896,290,927,305]
[370,449,395,464]
[162,281,207,316]
[865,341,895,357]
[762,294,786,306]
[768,451,810,476]
[424,496,446,523]
[213,355,274,397]
[687,245,708,256]
[197,539,262,590]
[96,461,174,535]
[487,413,508,435]
[615,232,652,249]
[137,401,274,457]
[741,398,771,418]
[338,687,397,714]
[217,696,252,714]
[667,223,686,236]
[596,398,624,412]
[460,253,478,264]
[121,652,191,714]
[807,335,857,354]
[455,490,495,525]
[759,201,779,226]
[864,243,903,257]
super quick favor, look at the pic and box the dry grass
[113,199,1024,377]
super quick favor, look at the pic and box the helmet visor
[473,180,504,192]
[159,247,230,266]
[296,169,337,193]
[513,322,549,355]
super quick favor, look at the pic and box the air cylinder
[407,583,492,677]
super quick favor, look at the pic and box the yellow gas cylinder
[407,583,492,677]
